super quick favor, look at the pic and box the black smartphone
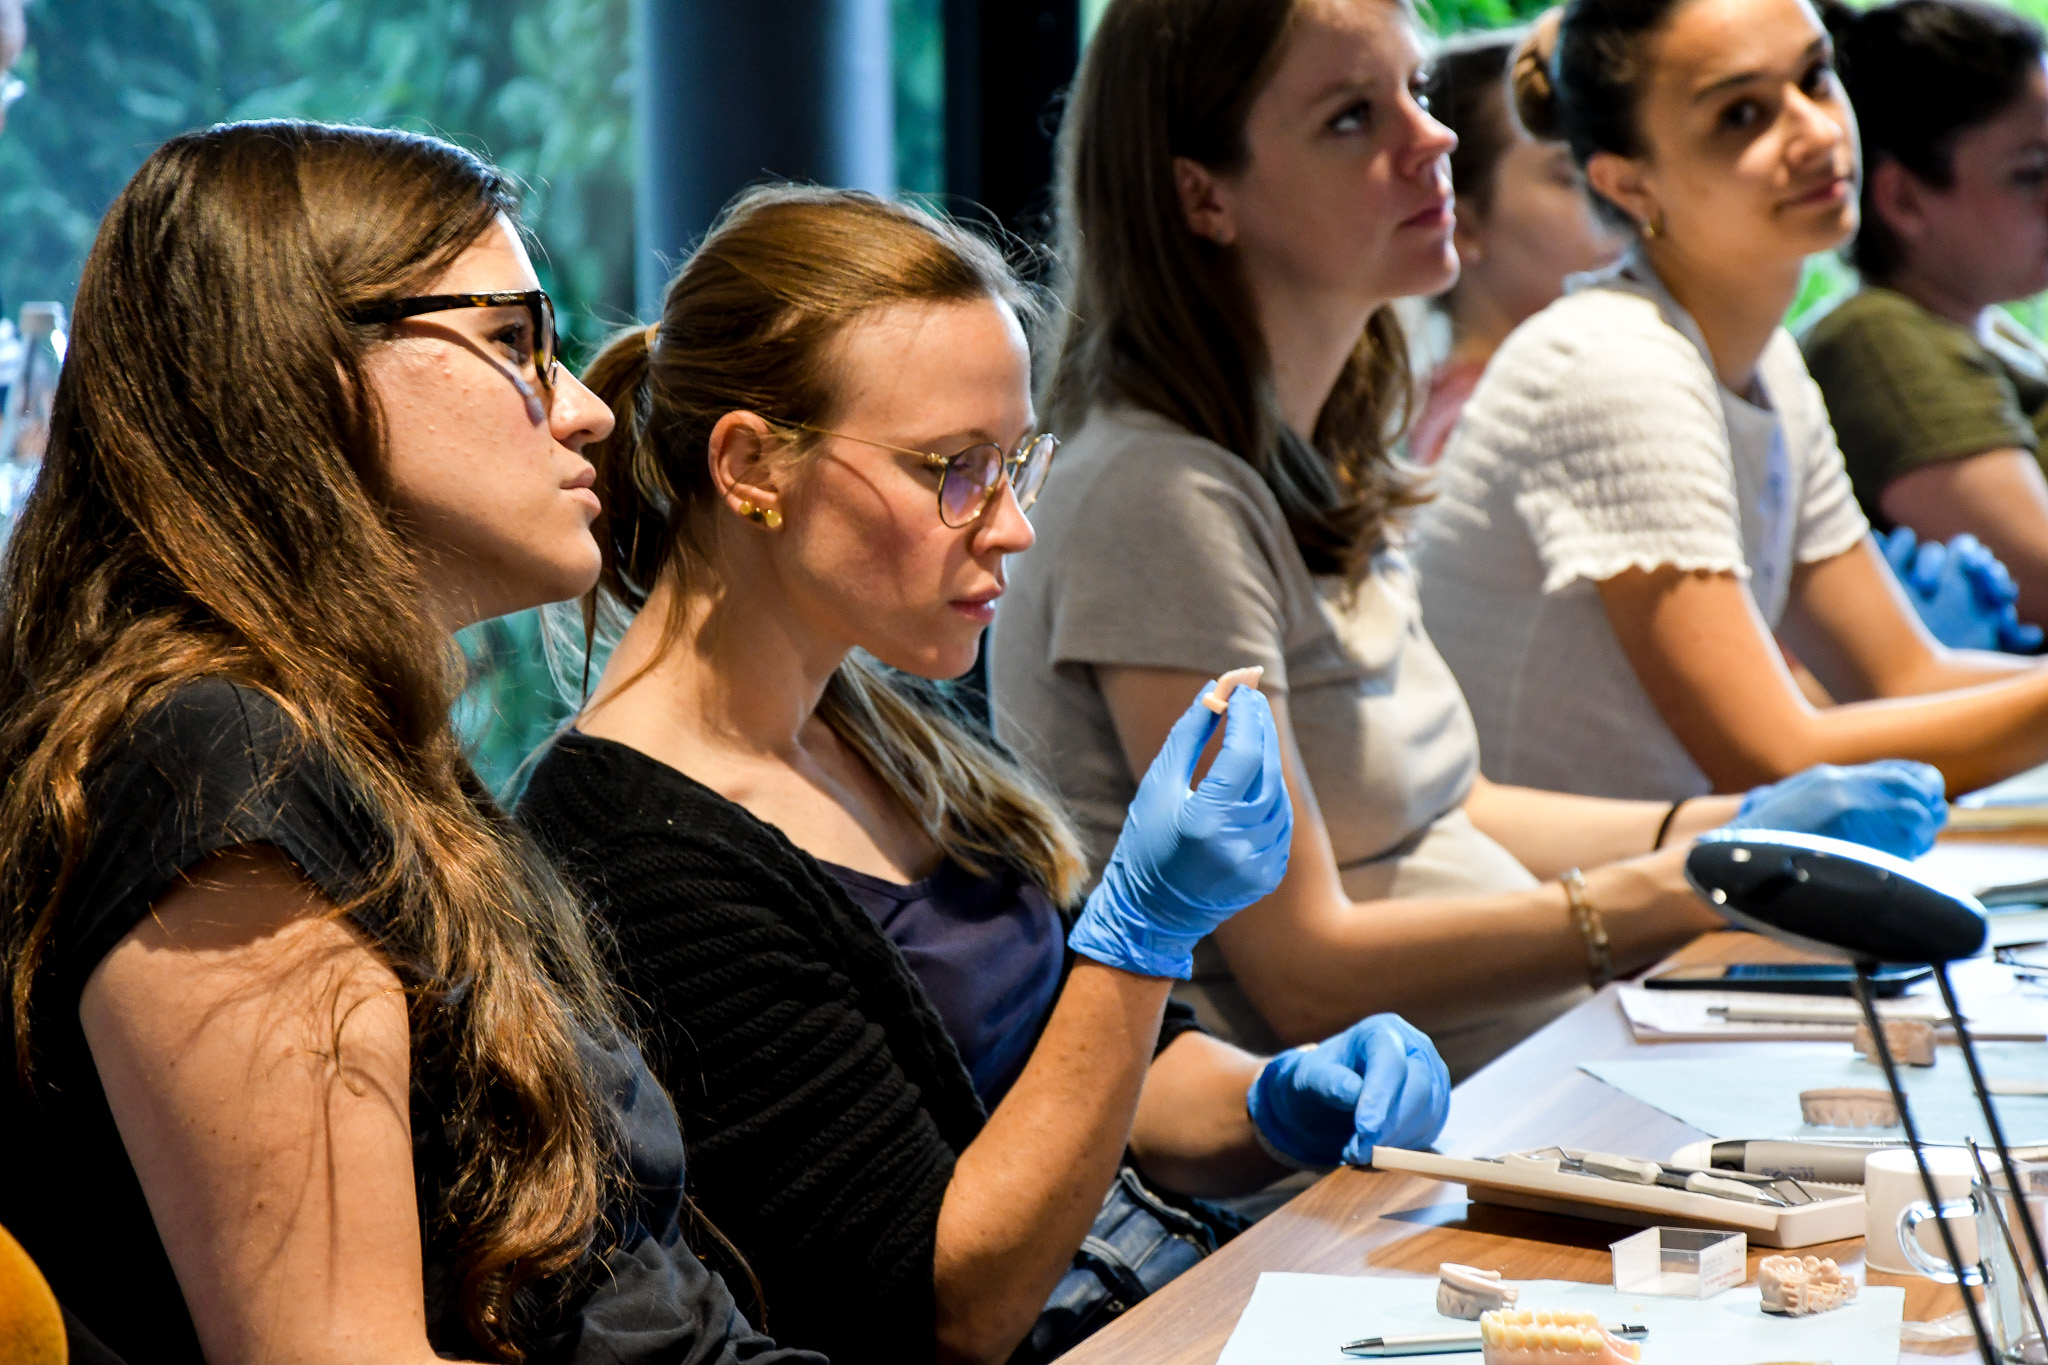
[1641,963,1932,997]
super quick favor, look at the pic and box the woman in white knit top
[992,0,1946,1078]
[1415,0,2048,802]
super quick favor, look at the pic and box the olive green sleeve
[1801,290,2038,517]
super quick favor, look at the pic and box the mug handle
[1897,1195,1986,1285]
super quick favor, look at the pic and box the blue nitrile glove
[1727,759,1947,859]
[1068,682,1292,979]
[1880,527,2043,654]
[1246,1014,1450,1169]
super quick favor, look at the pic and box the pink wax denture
[1203,666,1265,714]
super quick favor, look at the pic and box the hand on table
[1069,681,1293,979]
[1726,759,1947,859]
[1245,1013,1450,1169]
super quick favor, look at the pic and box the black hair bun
[1511,7,1568,141]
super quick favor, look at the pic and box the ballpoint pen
[1341,1325,1649,1357]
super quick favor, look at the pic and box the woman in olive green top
[1802,0,2048,623]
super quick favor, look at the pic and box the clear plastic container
[1610,1226,1747,1298]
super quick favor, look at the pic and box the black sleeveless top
[0,680,817,1365]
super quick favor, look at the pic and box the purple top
[822,856,1066,1106]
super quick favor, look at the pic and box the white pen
[1342,1325,1648,1357]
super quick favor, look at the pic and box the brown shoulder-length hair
[0,121,622,1358]
[1046,0,1427,579]
[577,185,1087,905]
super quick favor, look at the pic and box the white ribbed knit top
[1411,256,1869,801]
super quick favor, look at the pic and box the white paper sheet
[1914,842,2048,898]
[1581,1040,2048,1145]
[1213,1273,1905,1365]
[1913,842,2048,908]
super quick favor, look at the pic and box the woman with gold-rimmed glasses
[512,184,1453,1365]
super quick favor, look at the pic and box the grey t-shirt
[990,405,1549,1072]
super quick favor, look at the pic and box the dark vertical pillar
[633,0,895,313]
[943,0,1080,239]
[940,1,1079,728]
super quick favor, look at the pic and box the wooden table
[1063,929,1983,1364]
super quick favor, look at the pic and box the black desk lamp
[1687,829,2032,1362]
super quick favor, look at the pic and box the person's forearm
[1608,559,2048,792]
[932,961,1170,1365]
[1464,778,1741,879]
[1724,675,2048,796]
[1215,851,1721,1047]
[1882,644,2035,696]
[1129,1032,1288,1197]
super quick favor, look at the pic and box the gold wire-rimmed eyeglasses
[776,422,1058,528]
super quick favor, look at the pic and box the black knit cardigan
[520,731,1017,1365]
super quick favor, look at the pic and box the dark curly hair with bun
[1511,0,1695,222]
[1824,0,2047,280]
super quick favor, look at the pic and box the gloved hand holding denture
[1726,759,1947,860]
[1246,1013,1451,1168]
[1067,672,1292,979]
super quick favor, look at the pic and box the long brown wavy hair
[0,121,622,1358]
[1045,0,1428,580]
[577,185,1088,904]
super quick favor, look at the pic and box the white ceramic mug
[1866,1147,1979,1275]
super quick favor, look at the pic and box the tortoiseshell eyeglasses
[351,289,560,418]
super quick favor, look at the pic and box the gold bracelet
[1560,867,1613,988]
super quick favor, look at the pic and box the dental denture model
[1799,1087,1899,1128]
[1438,1263,1519,1320]
[1479,1311,1641,1364]
[1853,1018,1937,1067]
[1202,666,1265,714]
[1757,1254,1857,1315]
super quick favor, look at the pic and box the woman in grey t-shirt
[990,0,1943,1078]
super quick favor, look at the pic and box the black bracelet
[1652,799,1686,851]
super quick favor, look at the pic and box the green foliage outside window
[1,0,636,360]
